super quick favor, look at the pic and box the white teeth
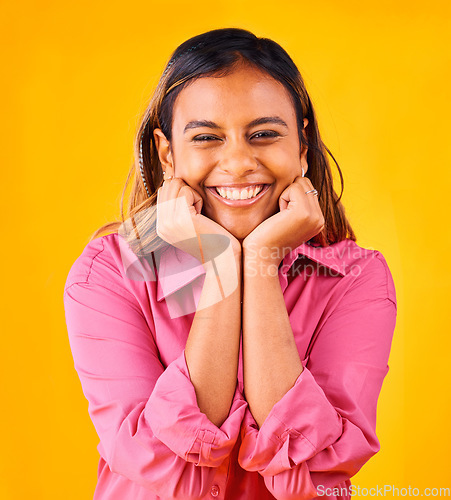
[215,185,264,200]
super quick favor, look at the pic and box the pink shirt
[63,233,397,500]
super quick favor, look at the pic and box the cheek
[173,146,213,184]
[262,145,302,178]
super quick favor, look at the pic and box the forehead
[171,64,297,126]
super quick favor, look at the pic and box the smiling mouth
[206,183,271,206]
[214,184,265,200]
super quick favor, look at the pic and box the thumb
[180,185,203,215]
[279,183,295,211]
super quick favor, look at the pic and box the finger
[179,185,203,215]
[293,176,316,192]
[159,177,185,204]
[279,181,311,211]
[157,183,197,245]
[292,176,320,204]
[302,184,325,231]
[303,178,317,194]
[281,175,314,203]
[157,178,186,234]
[302,191,322,228]
[278,177,324,237]
[292,175,305,186]
[159,180,204,232]
[157,178,171,204]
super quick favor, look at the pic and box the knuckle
[179,186,190,199]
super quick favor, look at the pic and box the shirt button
[210,484,220,497]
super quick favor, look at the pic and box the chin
[206,209,270,241]
[219,219,260,241]
[228,227,252,241]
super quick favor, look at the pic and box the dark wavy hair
[92,27,356,248]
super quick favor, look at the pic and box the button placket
[208,452,229,499]
[210,484,220,497]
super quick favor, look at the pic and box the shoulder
[331,239,397,306]
[303,239,396,305]
[64,233,133,297]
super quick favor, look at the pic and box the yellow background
[1,0,450,498]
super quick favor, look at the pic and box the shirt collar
[280,240,348,278]
[154,240,355,302]
[155,245,206,302]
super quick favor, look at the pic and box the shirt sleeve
[63,242,247,499]
[238,253,397,500]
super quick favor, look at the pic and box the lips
[215,184,264,200]
[206,183,271,206]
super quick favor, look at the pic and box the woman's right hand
[156,177,241,265]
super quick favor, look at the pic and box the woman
[64,28,397,500]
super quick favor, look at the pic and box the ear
[153,128,174,177]
[300,118,309,173]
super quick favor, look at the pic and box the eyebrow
[183,116,289,134]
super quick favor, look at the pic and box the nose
[219,139,258,177]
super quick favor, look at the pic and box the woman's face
[155,62,307,240]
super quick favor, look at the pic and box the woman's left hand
[242,175,325,268]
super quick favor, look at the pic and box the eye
[192,134,221,142]
[250,130,281,140]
